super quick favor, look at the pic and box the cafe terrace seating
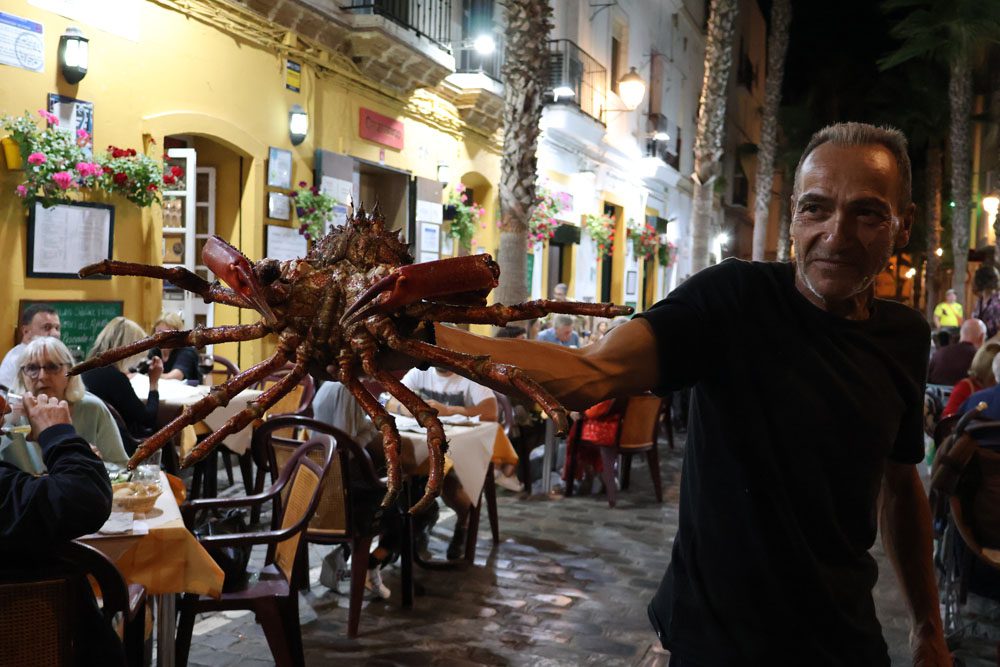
[175,438,333,667]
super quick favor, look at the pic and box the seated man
[928,318,986,386]
[386,367,497,559]
[0,390,121,663]
[537,314,580,348]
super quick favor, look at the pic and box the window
[611,37,621,93]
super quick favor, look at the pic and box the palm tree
[690,0,739,273]
[751,0,792,262]
[880,0,1000,300]
[494,0,552,306]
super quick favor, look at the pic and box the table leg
[398,483,414,609]
[542,420,555,495]
[156,593,176,667]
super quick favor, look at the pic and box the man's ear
[894,201,916,249]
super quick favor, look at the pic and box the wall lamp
[436,162,451,186]
[289,104,308,146]
[617,67,646,112]
[59,27,89,85]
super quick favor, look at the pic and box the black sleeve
[84,367,157,433]
[634,260,748,393]
[168,347,201,381]
[0,424,113,547]
[889,315,932,464]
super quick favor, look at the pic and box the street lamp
[935,247,944,257]
[288,104,308,146]
[59,27,89,84]
[984,194,1000,222]
[617,67,646,111]
[473,34,495,55]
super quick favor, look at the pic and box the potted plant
[446,182,485,252]
[291,181,338,241]
[525,184,571,247]
[627,218,660,261]
[657,239,677,267]
[583,212,616,256]
[97,145,169,207]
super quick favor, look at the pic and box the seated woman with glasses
[0,337,127,474]
[81,317,164,440]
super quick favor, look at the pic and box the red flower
[103,166,113,174]
[147,184,158,191]
[112,148,124,158]
[127,148,137,157]
[170,165,183,177]
[113,172,128,185]
[163,174,176,185]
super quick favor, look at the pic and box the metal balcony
[455,30,505,82]
[545,39,607,124]
[344,0,453,52]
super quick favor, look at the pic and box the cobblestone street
[181,436,1000,667]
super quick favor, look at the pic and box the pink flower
[52,171,74,190]
[455,183,465,193]
[460,194,467,203]
[480,223,486,229]
[37,109,59,126]
[76,128,90,141]
[15,184,27,198]
[478,207,485,216]
[27,152,46,165]
[75,162,99,177]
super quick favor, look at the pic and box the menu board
[27,201,114,278]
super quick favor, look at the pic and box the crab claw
[342,254,500,326]
[202,236,278,326]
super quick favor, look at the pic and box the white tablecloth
[130,376,263,455]
[399,421,502,501]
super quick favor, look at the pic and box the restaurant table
[80,472,224,667]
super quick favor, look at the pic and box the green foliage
[447,182,484,251]
[879,0,1000,70]
[583,212,615,255]
[292,182,338,241]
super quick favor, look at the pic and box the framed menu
[27,201,114,279]
[265,224,308,261]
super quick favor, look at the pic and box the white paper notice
[32,203,110,274]
[416,199,443,225]
[0,12,43,72]
[419,222,440,254]
[320,176,353,205]
[266,225,307,261]
[419,251,439,264]
[326,203,349,235]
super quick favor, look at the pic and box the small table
[81,473,224,667]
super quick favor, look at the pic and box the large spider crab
[70,206,632,512]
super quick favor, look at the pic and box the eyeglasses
[20,362,67,378]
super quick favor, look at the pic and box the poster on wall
[326,203,349,235]
[419,222,440,259]
[285,59,301,92]
[27,201,113,278]
[267,147,292,189]
[267,192,290,220]
[0,12,43,72]
[47,94,93,157]
[265,224,307,261]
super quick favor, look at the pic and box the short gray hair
[794,122,912,207]
[553,314,575,328]
[14,337,85,403]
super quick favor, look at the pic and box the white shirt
[311,381,378,447]
[400,368,493,409]
[0,343,26,390]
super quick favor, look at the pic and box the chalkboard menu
[17,300,124,361]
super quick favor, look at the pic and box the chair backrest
[494,391,515,437]
[104,402,141,456]
[617,395,664,449]
[254,364,315,418]
[267,438,334,582]
[0,540,128,667]
[254,415,382,539]
[206,354,240,386]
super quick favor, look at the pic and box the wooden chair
[175,438,333,667]
[254,414,385,638]
[203,354,240,386]
[253,363,316,420]
[566,395,664,508]
[0,540,146,667]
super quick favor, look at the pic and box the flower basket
[446,183,485,252]
[584,212,616,256]
[291,181,338,241]
[627,219,660,261]
[526,185,571,246]
[2,137,22,170]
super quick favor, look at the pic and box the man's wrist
[37,423,78,451]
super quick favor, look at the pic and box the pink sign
[359,108,404,150]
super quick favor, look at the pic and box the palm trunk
[925,141,943,321]
[913,253,924,311]
[751,0,791,262]
[949,56,972,301]
[495,0,552,307]
[776,169,793,261]
[690,0,739,273]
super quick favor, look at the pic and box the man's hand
[912,624,951,666]
[23,392,72,440]
[425,399,455,416]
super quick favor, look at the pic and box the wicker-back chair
[253,364,315,420]
[0,540,146,667]
[204,354,239,386]
[175,438,333,667]
[254,414,385,638]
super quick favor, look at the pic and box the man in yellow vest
[933,289,964,330]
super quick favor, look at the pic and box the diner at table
[149,311,202,383]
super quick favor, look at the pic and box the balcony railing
[345,0,453,52]
[545,39,606,124]
[455,31,505,82]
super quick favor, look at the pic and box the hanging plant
[584,212,616,255]
[627,218,660,260]
[657,240,678,267]
[446,182,484,251]
[97,146,167,207]
[525,184,571,246]
[291,181,338,241]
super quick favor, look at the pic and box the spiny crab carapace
[70,206,632,512]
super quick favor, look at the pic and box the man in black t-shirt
[430,122,948,666]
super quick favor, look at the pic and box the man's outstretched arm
[433,319,660,411]
[880,461,950,666]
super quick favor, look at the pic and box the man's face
[553,286,567,301]
[555,324,573,342]
[946,292,957,303]
[22,312,60,343]
[790,143,913,307]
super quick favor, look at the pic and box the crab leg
[127,350,289,468]
[79,260,253,309]
[180,360,307,468]
[69,322,272,376]
[403,300,634,326]
[373,319,569,435]
[338,350,403,508]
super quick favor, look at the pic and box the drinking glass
[133,448,162,488]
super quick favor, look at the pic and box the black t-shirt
[150,346,201,382]
[80,365,159,437]
[637,259,928,666]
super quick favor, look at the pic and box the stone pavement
[180,436,1000,667]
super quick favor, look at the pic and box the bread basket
[112,482,162,514]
